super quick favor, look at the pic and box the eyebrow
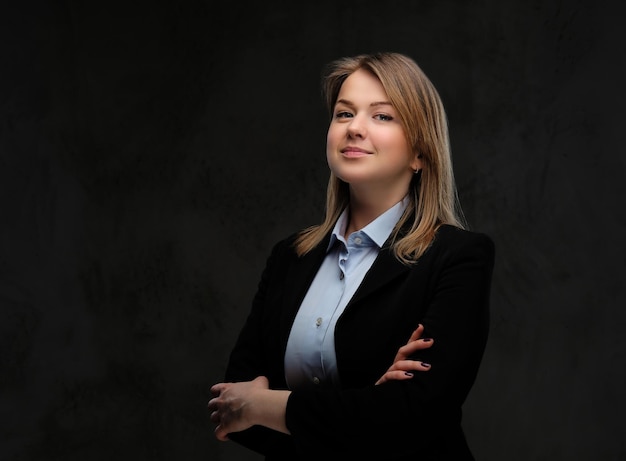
[335,98,393,108]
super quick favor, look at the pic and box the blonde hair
[294,52,465,264]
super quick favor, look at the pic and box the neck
[344,186,407,236]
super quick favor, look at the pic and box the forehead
[337,69,388,102]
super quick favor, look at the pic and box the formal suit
[224,223,495,460]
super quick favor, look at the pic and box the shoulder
[430,224,495,261]
[258,229,329,279]
[435,224,494,246]
[266,232,299,259]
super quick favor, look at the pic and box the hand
[208,376,269,441]
[375,324,434,385]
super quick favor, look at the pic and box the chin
[334,171,375,185]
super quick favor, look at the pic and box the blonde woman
[209,52,495,460]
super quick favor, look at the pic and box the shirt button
[354,237,362,244]
[315,317,322,326]
[312,377,320,385]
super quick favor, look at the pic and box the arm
[213,230,494,458]
[209,324,434,440]
[212,237,296,455]
[284,231,495,457]
[209,377,291,440]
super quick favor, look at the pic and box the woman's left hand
[208,376,269,441]
[375,324,434,385]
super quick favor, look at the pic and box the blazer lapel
[346,244,411,307]
[277,224,413,338]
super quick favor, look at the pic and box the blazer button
[312,377,320,385]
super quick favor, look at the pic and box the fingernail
[421,362,431,368]
[404,372,414,377]
[422,338,432,342]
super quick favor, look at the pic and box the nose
[346,115,366,138]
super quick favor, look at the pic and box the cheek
[382,131,412,158]
[376,129,406,149]
[326,124,340,147]
[326,126,340,158]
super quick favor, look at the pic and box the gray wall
[1,1,624,460]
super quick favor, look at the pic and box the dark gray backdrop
[1,1,624,460]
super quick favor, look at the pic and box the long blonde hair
[294,52,465,264]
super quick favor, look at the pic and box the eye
[374,113,394,121]
[335,111,353,119]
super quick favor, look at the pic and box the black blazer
[224,224,495,460]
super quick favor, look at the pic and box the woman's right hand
[375,324,434,385]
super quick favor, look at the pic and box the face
[326,69,421,192]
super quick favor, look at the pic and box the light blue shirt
[284,197,409,390]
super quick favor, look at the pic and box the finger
[392,341,422,363]
[210,383,224,396]
[208,397,219,412]
[214,425,230,442]
[407,324,424,343]
[375,370,416,385]
[375,360,433,385]
[395,359,432,371]
[396,337,434,357]
[385,359,432,373]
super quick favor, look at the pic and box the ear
[410,153,423,172]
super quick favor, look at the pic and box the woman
[209,52,495,460]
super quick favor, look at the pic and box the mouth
[340,146,372,158]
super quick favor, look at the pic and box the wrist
[245,387,267,427]
[249,388,291,434]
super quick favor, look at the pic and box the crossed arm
[208,324,433,441]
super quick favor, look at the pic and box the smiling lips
[340,146,372,158]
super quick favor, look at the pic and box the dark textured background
[1,1,625,460]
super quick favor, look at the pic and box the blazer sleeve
[285,229,496,459]
[221,236,297,456]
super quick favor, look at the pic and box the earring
[413,168,420,174]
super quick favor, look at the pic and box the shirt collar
[327,196,409,251]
